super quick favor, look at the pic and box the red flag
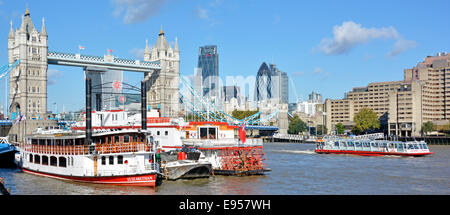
[239,121,246,143]
[78,45,85,50]
[107,49,113,53]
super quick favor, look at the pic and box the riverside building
[325,52,449,137]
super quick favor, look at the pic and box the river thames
[1,143,449,195]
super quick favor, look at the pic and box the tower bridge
[2,8,180,140]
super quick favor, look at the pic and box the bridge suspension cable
[179,76,278,126]
[1,59,20,117]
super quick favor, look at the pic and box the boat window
[414,144,419,149]
[124,135,130,143]
[157,131,160,136]
[165,131,168,136]
[59,157,67,168]
[133,135,138,142]
[421,144,428,149]
[118,155,123,164]
[334,142,339,147]
[101,156,106,165]
[34,155,40,164]
[29,154,33,163]
[42,156,48,165]
[109,156,114,165]
[200,127,208,139]
[208,128,216,139]
[50,156,57,166]
[114,136,120,143]
[348,142,354,146]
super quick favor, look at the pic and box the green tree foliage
[316,125,327,135]
[353,108,380,134]
[288,115,308,134]
[335,123,345,135]
[421,121,434,135]
[231,109,260,120]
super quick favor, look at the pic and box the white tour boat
[315,138,434,157]
[15,129,160,186]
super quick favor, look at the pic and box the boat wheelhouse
[16,129,160,186]
[315,139,434,157]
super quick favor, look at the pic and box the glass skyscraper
[197,45,219,103]
[255,62,289,104]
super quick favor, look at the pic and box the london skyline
[0,0,449,112]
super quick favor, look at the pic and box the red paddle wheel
[217,146,268,175]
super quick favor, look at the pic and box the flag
[78,45,85,50]
[239,121,246,144]
[107,49,113,53]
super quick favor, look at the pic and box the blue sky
[0,0,449,112]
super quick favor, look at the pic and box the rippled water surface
[1,143,449,195]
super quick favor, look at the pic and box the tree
[288,115,308,134]
[231,109,260,120]
[335,123,345,135]
[422,121,434,135]
[353,108,380,134]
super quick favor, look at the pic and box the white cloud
[112,0,168,24]
[47,69,63,85]
[387,38,417,57]
[292,71,303,77]
[129,48,145,59]
[313,67,322,74]
[316,21,416,56]
[195,7,209,20]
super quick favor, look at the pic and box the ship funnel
[141,81,147,130]
[86,77,92,145]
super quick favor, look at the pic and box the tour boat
[15,129,160,187]
[71,110,269,175]
[315,138,434,157]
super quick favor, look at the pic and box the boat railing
[18,142,153,155]
[182,138,263,148]
[320,139,429,153]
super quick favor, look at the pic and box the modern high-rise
[86,70,123,111]
[197,45,219,104]
[255,62,289,104]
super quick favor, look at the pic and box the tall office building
[86,70,123,111]
[197,45,219,104]
[255,62,289,104]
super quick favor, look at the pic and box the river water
[1,143,449,195]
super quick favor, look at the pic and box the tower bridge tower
[144,26,180,117]
[8,8,48,119]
